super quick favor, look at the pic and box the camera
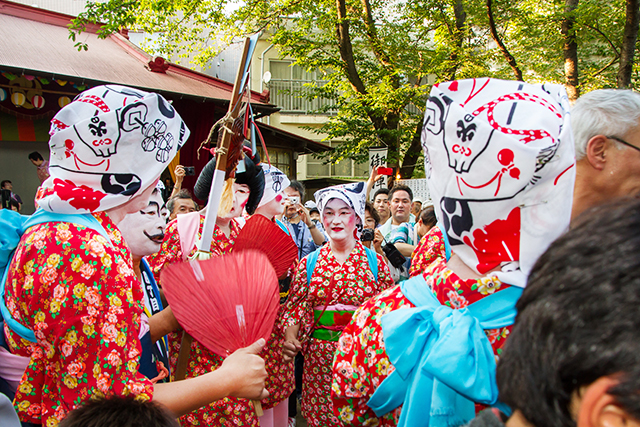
[361,228,375,242]
[286,196,300,205]
[184,166,196,176]
[382,242,407,268]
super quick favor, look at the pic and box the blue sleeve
[389,223,410,244]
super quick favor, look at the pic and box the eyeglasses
[606,135,640,154]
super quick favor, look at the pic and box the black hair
[373,188,389,201]
[167,189,197,214]
[288,180,305,200]
[364,201,380,226]
[418,205,437,229]
[1,180,11,188]
[193,153,264,215]
[58,395,179,427]
[497,197,640,427]
[28,151,44,161]
[389,184,413,201]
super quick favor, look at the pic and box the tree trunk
[561,0,580,101]
[335,0,367,95]
[447,0,467,80]
[487,0,523,81]
[399,120,423,179]
[617,0,640,88]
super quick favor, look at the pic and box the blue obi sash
[367,274,522,427]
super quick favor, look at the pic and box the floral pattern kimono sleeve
[409,226,446,277]
[5,213,153,426]
[281,256,311,331]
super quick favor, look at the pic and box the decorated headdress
[422,78,576,287]
[194,150,264,215]
[37,85,189,213]
[314,181,367,238]
[258,166,290,208]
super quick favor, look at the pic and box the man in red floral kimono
[331,78,577,427]
[1,85,267,427]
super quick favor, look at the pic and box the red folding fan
[160,250,280,415]
[234,214,298,279]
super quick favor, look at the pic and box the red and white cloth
[38,85,189,213]
[422,78,575,287]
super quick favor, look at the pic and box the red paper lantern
[32,94,45,109]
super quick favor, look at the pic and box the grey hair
[572,89,640,160]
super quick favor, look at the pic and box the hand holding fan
[234,215,298,279]
[160,250,280,416]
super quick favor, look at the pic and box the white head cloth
[422,78,576,288]
[37,85,189,213]
[314,181,367,237]
[258,165,290,207]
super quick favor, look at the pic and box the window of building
[268,60,335,114]
[259,146,292,177]
[305,142,368,179]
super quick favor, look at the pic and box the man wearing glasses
[571,89,640,221]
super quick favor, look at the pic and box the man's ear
[585,135,609,171]
[577,376,640,427]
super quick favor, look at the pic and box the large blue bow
[367,275,522,427]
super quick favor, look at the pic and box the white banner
[368,147,388,199]
[396,178,431,204]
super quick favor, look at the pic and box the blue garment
[367,275,522,427]
[305,245,379,285]
[282,217,321,259]
[138,258,170,381]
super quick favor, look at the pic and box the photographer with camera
[281,181,326,259]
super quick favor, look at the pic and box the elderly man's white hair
[572,89,640,160]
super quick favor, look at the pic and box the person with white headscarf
[0,85,267,426]
[331,78,576,427]
[281,181,394,427]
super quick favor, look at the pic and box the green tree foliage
[71,0,639,178]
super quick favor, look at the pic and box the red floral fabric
[409,226,446,277]
[282,242,394,427]
[4,212,153,427]
[146,215,294,426]
[331,257,512,426]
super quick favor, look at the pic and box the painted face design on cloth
[119,189,167,258]
[423,78,575,279]
[40,84,189,214]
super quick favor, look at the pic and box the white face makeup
[322,198,357,244]
[119,189,168,258]
[257,191,286,220]
[221,183,251,219]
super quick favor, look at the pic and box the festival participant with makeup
[250,166,297,427]
[331,78,577,426]
[146,152,266,426]
[117,184,179,383]
[0,85,267,426]
[281,182,394,427]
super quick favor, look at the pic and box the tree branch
[360,0,400,88]
[335,0,368,95]
[590,56,619,78]
[486,0,523,81]
[399,120,423,179]
[583,23,620,57]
